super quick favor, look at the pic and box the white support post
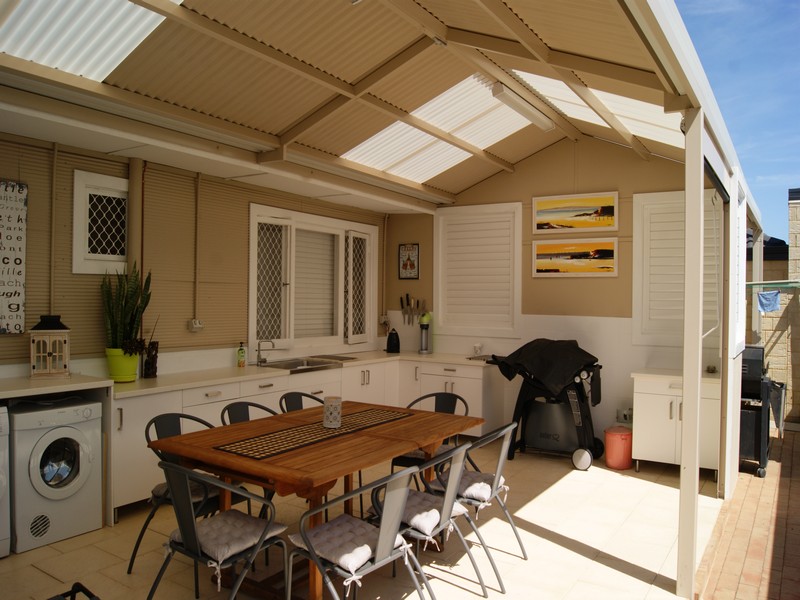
[677,107,703,598]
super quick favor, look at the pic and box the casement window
[632,190,722,346]
[72,170,128,274]
[434,203,521,338]
[248,204,376,352]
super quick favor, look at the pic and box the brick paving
[699,429,800,599]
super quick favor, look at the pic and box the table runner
[215,407,410,460]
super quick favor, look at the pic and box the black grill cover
[493,338,598,396]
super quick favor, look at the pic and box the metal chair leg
[127,500,162,574]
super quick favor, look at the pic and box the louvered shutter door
[437,204,519,334]
[634,191,721,345]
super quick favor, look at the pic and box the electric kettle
[386,328,400,353]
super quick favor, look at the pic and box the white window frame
[434,202,522,338]
[248,203,377,354]
[72,170,128,274]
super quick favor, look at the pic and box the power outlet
[188,319,204,332]
[616,407,633,423]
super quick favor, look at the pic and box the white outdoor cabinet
[112,390,182,511]
[418,362,494,436]
[341,363,386,404]
[631,370,721,472]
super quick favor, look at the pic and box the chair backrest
[279,391,323,413]
[421,442,471,530]
[160,459,206,558]
[406,392,468,416]
[145,412,214,462]
[465,422,517,494]
[220,401,278,425]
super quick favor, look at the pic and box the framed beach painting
[533,237,618,277]
[533,192,618,233]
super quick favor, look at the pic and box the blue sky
[675,0,800,241]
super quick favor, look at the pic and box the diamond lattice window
[72,170,128,274]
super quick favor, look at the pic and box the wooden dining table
[148,400,483,600]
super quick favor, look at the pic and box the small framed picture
[399,243,419,280]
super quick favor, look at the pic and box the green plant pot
[105,348,139,383]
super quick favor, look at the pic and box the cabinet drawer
[241,376,288,398]
[633,376,720,399]
[182,382,240,407]
[418,363,482,380]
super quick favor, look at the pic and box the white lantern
[30,315,70,378]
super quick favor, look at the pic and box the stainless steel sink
[310,354,357,361]
[261,357,343,374]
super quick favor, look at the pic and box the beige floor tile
[33,545,123,583]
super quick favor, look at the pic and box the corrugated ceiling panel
[186,0,418,83]
[368,48,473,113]
[417,0,511,38]
[298,102,394,157]
[107,22,331,136]
[512,0,653,71]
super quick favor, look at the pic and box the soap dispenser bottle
[237,342,247,367]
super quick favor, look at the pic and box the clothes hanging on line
[757,290,781,313]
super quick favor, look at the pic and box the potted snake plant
[101,262,152,382]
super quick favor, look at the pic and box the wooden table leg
[343,473,354,515]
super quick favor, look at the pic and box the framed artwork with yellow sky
[533,192,618,233]
[533,238,617,277]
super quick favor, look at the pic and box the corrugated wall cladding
[0,135,387,364]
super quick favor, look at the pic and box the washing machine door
[28,426,94,501]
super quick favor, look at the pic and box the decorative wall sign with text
[0,180,26,333]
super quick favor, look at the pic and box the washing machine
[0,406,9,558]
[10,400,102,553]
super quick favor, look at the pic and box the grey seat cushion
[171,509,287,564]
[402,489,467,537]
[428,470,505,503]
[289,513,404,575]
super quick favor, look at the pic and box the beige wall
[0,134,385,362]
[385,214,433,316]
[452,137,684,318]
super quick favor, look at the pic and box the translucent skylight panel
[454,105,531,148]
[342,122,435,170]
[514,70,607,127]
[0,0,176,81]
[412,75,494,131]
[593,89,684,148]
[387,141,471,183]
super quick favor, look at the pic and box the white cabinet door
[419,371,485,436]
[112,391,182,509]
[398,361,421,406]
[341,364,386,404]
[632,373,721,471]
[182,382,240,429]
[240,375,289,413]
[632,392,679,466]
[291,370,342,401]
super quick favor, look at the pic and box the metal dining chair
[390,392,469,487]
[279,391,324,413]
[288,465,431,600]
[127,413,249,575]
[220,400,278,425]
[394,441,506,598]
[147,461,288,600]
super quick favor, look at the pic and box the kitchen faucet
[256,340,276,366]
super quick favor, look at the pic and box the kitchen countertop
[113,351,491,399]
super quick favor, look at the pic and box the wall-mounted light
[492,82,555,132]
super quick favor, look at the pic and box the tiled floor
[0,439,738,600]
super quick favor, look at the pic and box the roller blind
[295,228,335,338]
